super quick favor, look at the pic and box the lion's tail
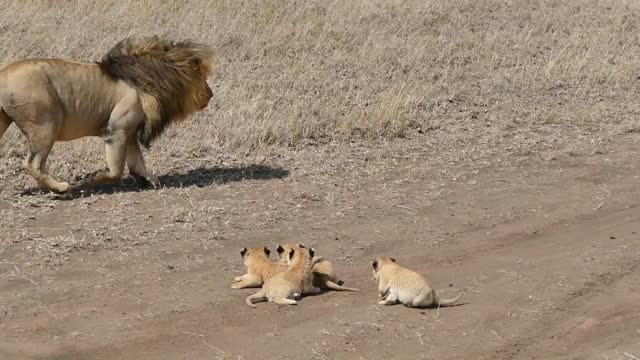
[0,107,13,141]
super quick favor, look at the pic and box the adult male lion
[0,36,214,193]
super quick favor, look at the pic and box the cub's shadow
[368,301,468,310]
[21,164,289,199]
[410,302,468,310]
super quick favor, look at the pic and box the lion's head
[98,35,214,148]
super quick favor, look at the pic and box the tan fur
[372,257,464,308]
[0,36,214,193]
[245,247,320,307]
[232,247,286,289]
[277,243,359,292]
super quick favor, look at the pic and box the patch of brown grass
[1,0,639,187]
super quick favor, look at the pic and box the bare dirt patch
[2,135,640,359]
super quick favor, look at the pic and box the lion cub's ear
[288,248,295,261]
[308,247,315,258]
[263,247,271,257]
[371,260,378,269]
[240,248,248,258]
[276,245,285,254]
[298,243,306,249]
[390,258,396,263]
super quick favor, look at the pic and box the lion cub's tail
[324,280,360,292]
[245,290,267,308]
[0,108,12,141]
[434,289,465,306]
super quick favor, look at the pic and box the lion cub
[277,243,359,292]
[245,246,320,307]
[232,246,286,289]
[372,257,464,308]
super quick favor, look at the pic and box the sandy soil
[1,135,639,360]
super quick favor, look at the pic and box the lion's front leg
[126,138,159,189]
[72,130,127,189]
[378,283,390,299]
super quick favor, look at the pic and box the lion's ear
[288,248,295,261]
[263,247,271,257]
[309,248,315,258]
[189,57,202,68]
[191,57,211,74]
[371,260,378,269]
[298,243,306,249]
[276,245,284,254]
[390,258,396,263]
[240,248,247,258]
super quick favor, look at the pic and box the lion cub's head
[240,246,271,266]
[371,257,396,281]
[276,243,316,269]
[276,243,307,265]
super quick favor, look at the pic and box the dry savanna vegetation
[1,0,639,177]
[1,1,640,359]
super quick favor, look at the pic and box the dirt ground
[0,133,638,360]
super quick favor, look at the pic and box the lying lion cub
[372,257,464,308]
[246,246,320,307]
[277,243,359,292]
[232,246,286,289]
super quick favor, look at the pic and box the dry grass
[1,0,640,188]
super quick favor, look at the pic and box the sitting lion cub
[232,246,286,289]
[245,246,320,307]
[277,243,359,292]
[372,257,464,308]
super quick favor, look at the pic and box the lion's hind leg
[18,121,70,194]
[2,70,71,194]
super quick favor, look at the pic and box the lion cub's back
[264,273,299,299]
[388,267,432,298]
[261,261,287,280]
[312,260,337,279]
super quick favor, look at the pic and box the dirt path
[1,135,639,360]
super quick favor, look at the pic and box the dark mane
[97,36,213,148]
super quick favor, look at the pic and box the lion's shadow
[157,164,289,188]
[22,164,289,199]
